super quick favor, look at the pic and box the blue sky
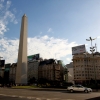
[0,0,100,64]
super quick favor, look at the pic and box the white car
[67,85,92,93]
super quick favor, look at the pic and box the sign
[0,60,5,67]
[72,45,86,55]
[5,63,11,71]
[28,54,39,61]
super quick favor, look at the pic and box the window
[82,74,84,76]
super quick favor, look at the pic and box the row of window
[74,77,95,79]
[74,65,100,67]
[74,74,95,76]
[73,59,100,62]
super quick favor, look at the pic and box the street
[0,95,29,100]
[0,88,100,100]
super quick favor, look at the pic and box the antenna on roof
[95,43,97,52]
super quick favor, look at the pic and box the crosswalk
[0,94,74,100]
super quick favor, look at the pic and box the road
[0,95,29,100]
[0,88,100,100]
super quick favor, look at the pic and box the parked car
[67,85,92,93]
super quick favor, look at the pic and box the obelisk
[15,14,27,85]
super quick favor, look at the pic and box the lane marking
[0,94,75,100]
[19,96,25,98]
[11,95,18,97]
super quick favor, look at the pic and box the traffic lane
[62,92,100,100]
[0,88,100,100]
[0,95,29,100]
[86,96,100,100]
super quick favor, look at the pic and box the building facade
[72,52,100,84]
[9,63,17,85]
[66,62,74,84]
[28,60,40,82]
[38,59,64,82]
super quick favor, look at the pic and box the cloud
[97,36,100,39]
[47,28,53,33]
[0,37,19,63]
[66,58,71,62]
[0,0,18,35]
[6,1,11,9]
[0,35,78,64]
[0,20,7,34]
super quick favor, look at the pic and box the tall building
[28,60,40,82]
[72,52,100,84]
[4,63,11,85]
[0,60,5,83]
[15,14,28,85]
[38,59,64,82]
[66,62,74,84]
[9,63,17,85]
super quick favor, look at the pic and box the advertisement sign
[5,63,11,71]
[28,54,39,61]
[72,45,86,55]
[0,60,5,67]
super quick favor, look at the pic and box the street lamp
[86,37,97,90]
[86,37,96,47]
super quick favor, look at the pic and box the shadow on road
[86,96,100,100]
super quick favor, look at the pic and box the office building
[72,52,100,84]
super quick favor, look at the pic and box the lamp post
[86,37,97,90]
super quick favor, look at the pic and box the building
[28,60,40,83]
[0,60,5,84]
[9,63,17,85]
[38,59,64,82]
[66,62,74,84]
[4,63,11,84]
[72,52,100,84]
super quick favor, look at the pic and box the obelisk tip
[23,14,26,17]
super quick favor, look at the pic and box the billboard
[72,45,86,55]
[28,54,39,61]
[5,63,11,71]
[0,60,5,67]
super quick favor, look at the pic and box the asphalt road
[0,95,29,100]
[0,88,100,100]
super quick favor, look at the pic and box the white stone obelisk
[15,14,27,85]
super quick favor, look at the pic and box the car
[67,85,92,93]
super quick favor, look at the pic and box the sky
[0,0,100,64]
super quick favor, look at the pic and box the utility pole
[86,37,97,90]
